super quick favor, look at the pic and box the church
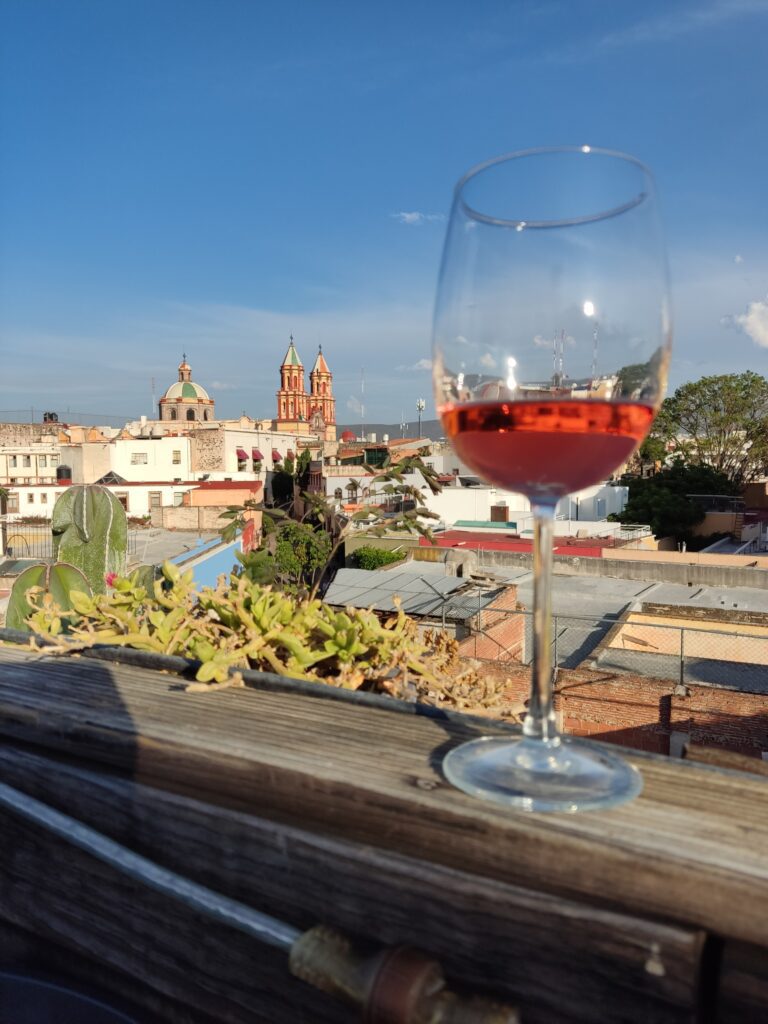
[275,336,336,441]
[157,340,336,441]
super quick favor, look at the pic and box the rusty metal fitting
[289,925,518,1024]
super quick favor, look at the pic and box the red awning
[272,449,282,460]
[287,449,295,459]
[236,448,248,460]
[252,448,264,461]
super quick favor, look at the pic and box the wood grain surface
[0,645,766,1022]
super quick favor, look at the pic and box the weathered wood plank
[718,940,768,1024]
[0,802,354,1024]
[0,916,191,1023]
[0,743,705,1024]
[683,742,768,777]
[0,647,766,954]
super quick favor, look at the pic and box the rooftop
[324,566,506,621]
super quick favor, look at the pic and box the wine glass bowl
[433,147,671,812]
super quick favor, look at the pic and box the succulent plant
[6,561,92,633]
[52,485,128,594]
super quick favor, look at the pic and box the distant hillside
[336,419,444,442]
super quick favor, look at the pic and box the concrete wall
[602,548,768,569]
[111,437,192,483]
[0,424,58,445]
[185,484,262,507]
[150,506,236,530]
[455,546,768,588]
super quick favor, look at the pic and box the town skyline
[2,1,766,422]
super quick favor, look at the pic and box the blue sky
[1,0,766,425]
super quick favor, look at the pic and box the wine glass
[432,146,671,812]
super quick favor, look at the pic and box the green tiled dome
[162,380,211,401]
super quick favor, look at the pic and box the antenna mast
[360,368,365,441]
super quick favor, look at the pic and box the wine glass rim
[455,145,654,230]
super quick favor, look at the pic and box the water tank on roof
[56,465,73,484]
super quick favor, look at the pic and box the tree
[273,520,332,588]
[618,462,737,542]
[661,372,768,488]
[221,454,442,597]
[270,469,294,507]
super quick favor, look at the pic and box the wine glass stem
[523,502,559,743]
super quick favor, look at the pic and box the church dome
[162,380,211,402]
[158,354,215,422]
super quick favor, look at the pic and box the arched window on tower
[170,409,177,421]
[321,381,327,394]
[186,409,196,421]
[292,375,297,389]
[204,410,209,421]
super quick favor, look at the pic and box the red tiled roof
[193,481,263,491]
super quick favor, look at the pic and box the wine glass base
[443,735,642,813]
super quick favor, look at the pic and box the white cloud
[346,395,363,414]
[734,254,744,264]
[391,211,446,226]
[210,380,236,390]
[479,352,496,368]
[598,0,768,49]
[734,300,768,348]
[396,358,432,371]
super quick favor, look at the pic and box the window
[149,491,162,509]
[173,492,184,507]
[9,456,17,467]
[23,456,31,467]
[7,493,19,513]
[186,409,196,421]
[40,493,48,504]
[115,493,129,511]
[39,455,47,468]
[170,409,177,421]
[130,452,148,465]
[9,478,18,485]
[203,411,209,421]
[50,454,59,466]
[334,488,343,500]
[27,493,34,504]
[172,450,182,465]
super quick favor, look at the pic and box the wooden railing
[0,642,766,1022]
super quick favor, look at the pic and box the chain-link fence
[461,605,768,690]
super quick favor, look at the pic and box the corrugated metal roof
[324,567,502,621]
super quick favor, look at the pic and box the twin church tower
[275,336,336,440]
[158,337,336,441]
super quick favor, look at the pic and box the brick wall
[548,669,765,757]
[478,661,767,758]
[458,586,524,662]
